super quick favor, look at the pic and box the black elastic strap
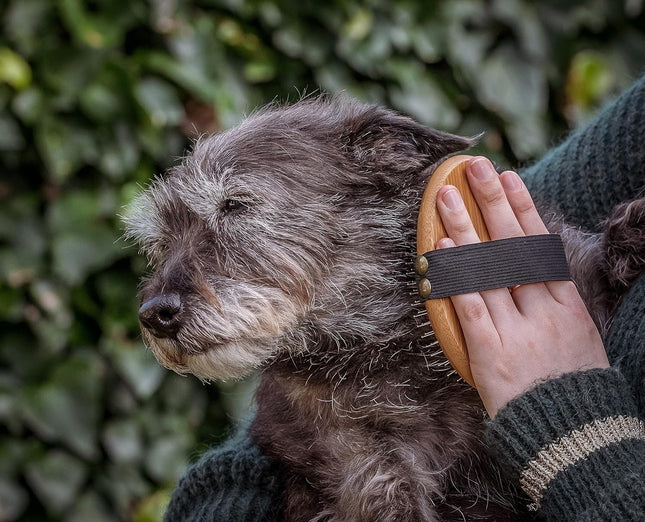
[419,234,571,300]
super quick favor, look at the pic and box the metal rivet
[418,278,431,299]
[414,255,428,276]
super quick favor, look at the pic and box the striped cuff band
[519,415,645,510]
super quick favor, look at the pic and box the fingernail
[469,157,494,180]
[501,171,523,192]
[442,188,463,210]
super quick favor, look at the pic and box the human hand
[436,157,609,418]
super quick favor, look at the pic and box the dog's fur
[124,97,644,521]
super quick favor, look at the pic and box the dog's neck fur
[250,170,507,521]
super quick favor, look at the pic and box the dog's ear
[340,106,474,178]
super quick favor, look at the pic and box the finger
[499,171,571,303]
[437,238,502,361]
[436,185,481,244]
[437,187,518,326]
[499,171,548,235]
[466,157,525,240]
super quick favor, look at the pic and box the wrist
[485,368,643,512]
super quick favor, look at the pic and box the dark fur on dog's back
[124,96,644,521]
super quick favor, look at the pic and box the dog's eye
[221,199,247,214]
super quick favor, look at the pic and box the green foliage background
[1,0,644,520]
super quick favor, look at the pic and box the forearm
[485,368,645,521]
[520,74,645,232]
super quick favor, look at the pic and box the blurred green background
[1,0,644,520]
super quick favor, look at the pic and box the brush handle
[417,155,490,387]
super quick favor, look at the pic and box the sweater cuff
[485,368,645,513]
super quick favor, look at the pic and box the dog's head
[123,97,471,381]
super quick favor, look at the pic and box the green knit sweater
[164,76,645,521]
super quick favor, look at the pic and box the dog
[124,96,644,521]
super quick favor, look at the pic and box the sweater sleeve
[163,428,284,522]
[605,273,645,414]
[520,74,645,232]
[485,368,645,521]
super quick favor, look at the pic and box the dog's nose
[139,294,182,338]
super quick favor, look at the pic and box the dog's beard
[185,339,276,381]
[141,282,306,381]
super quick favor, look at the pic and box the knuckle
[460,300,488,323]
[561,280,579,296]
[481,186,507,207]
[514,194,537,216]
[493,361,514,383]
[559,281,585,307]
[453,217,474,235]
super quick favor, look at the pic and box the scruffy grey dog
[124,97,644,521]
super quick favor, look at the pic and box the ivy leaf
[0,477,29,522]
[102,419,144,464]
[135,77,185,128]
[132,490,171,522]
[0,115,25,151]
[20,353,104,460]
[24,450,88,515]
[48,189,124,284]
[67,492,114,522]
[102,338,165,400]
[388,62,461,130]
[0,47,32,90]
[12,87,47,125]
[35,119,99,182]
[52,228,124,285]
